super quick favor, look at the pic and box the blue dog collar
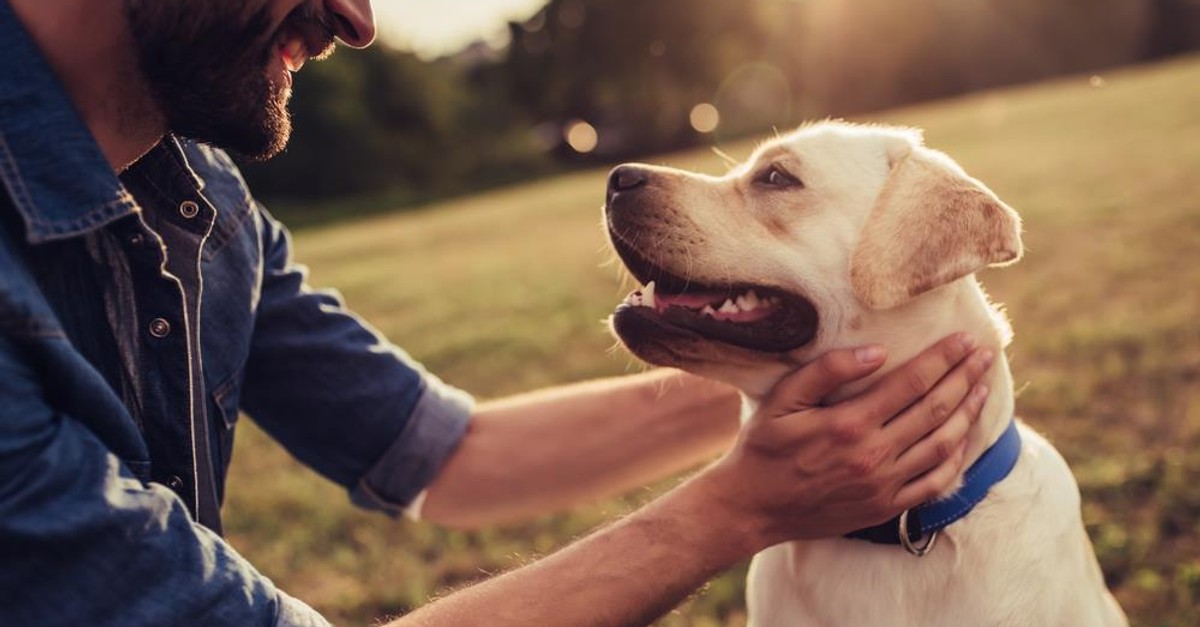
[845,419,1022,554]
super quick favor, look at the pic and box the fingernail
[972,384,990,405]
[855,345,885,364]
[959,333,976,353]
[978,349,995,368]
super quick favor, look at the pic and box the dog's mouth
[610,239,818,353]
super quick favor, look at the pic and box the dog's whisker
[712,145,740,170]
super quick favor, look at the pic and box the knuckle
[928,398,950,424]
[941,338,964,363]
[831,415,866,444]
[863,403,890,426]
[934,437,956,462]
[905,369,931,395]
[847,445,886,476]
[968,355,989,379]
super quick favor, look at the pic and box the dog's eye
[756,165,802,189]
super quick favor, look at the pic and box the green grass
[223,54,1200,626]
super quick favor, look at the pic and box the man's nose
[325,0,376,48]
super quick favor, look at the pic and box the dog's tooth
[701,304,716,317]
[737,294,757,311]
[719,299,738,314]
[643,281,656,308]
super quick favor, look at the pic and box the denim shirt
[0,3,473,625]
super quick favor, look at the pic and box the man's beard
[122,1,333,161]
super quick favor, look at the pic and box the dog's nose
[609,165,648,192]
[607,165,649,203]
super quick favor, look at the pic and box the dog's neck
[850,278,1016,486]
[747,277,1015,491]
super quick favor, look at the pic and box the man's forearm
[394,339,990,626]
[394,473,755,627]
[421,370,741,528]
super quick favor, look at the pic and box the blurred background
[224,1,1200,625]
[243,0,1200,224]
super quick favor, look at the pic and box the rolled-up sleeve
[240,207,472,515]
[0,338,331,627]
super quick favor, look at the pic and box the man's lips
[279,37,308,72]
[272,6,337,76]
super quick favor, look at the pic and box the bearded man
[0,1,993,625]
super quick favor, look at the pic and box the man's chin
[226,120,291,162]
[172,93,292,161]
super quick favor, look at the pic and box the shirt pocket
[210,368,243,482]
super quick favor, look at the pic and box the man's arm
[0,336,328,627]
[421,369,741,528]
[393,335,993,626]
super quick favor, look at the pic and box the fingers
[892,440,968,511]
[883,348,995,451]
[891,381,987,481]
[762,345,887,418]
[853,333,977,426]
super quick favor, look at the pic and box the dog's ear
[850,145,1023,310]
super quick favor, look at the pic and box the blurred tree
[505,0,769,157]
[241,44,547,214]
[1144,0,1200,58]
[240,0,1200,222]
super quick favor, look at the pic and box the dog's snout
[607,165,649,205]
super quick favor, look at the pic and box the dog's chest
[743,429,1119,627]
[746,532,1000,626]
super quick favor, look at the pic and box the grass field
[224,54,1200,626]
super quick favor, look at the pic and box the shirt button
[166,475,184,491]
[148,318,171,338]
[179,200,200,219]
[128,232,145,247]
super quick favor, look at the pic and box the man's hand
[698,333,994,551]
[395,334,994,627]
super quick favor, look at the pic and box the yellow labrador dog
[603,122,1126,626]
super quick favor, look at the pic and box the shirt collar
[0,0,138,244]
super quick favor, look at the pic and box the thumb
[763,345,887,417]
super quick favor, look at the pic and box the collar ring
[898,509,938,557]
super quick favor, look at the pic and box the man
[0,1,993,625]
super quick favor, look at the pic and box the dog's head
[604,122,1022,396]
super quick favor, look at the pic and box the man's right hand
[695,333,995,553]
[395,334,994,627]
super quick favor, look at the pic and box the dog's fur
[604,122,1127,626]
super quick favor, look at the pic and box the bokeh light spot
[689,103,720,133]
[714,62,792,136]
[565,120,599,153]
[1089,75,1107,88]
[559,0,586,29]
